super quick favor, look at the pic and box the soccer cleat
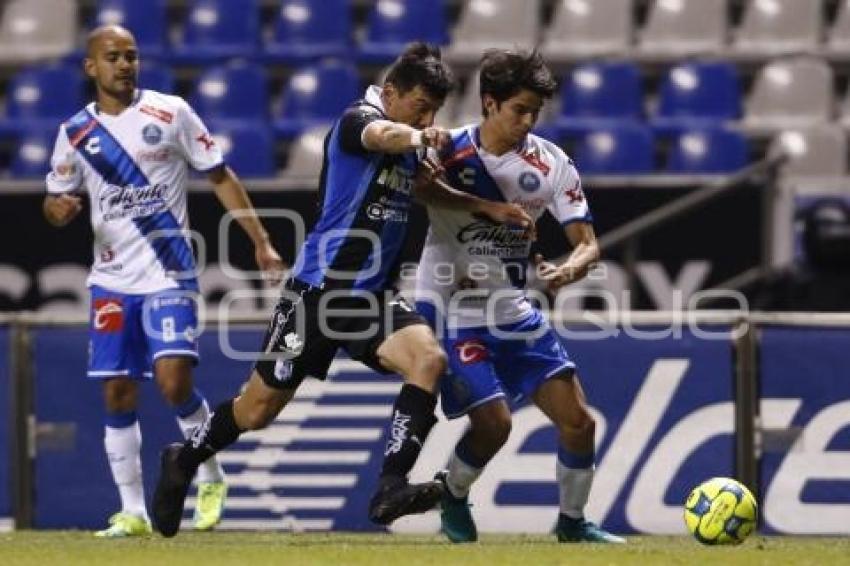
[555,514,626,543]
[435,470,477,543]
[153,443,193,538]
[94,512,152,538]
[193,481,228,531]
[368,475,445,526]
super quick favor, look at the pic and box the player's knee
[488,416,512,448]
[418,346,447,380]
[558,410,595,444]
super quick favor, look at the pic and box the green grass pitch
[1,532,849,565]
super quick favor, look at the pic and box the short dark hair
[384,42,454,101]
[479,49,557,116]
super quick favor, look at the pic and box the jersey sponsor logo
[142,123,163,145]
[366,202,409,223]
[195,132,215,151]
[455,338,488,364]
[139,104,174,124]
[518,171,541,192]
[93,298,123,332]
[100,247,115,263]
[136,148,171,162]
[98,183,169,221]
[375,165,414,195]
[85,136,101,155]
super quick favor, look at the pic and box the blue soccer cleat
[435,470,477,543]
[555,514,626,543]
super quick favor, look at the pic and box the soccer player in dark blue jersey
[152,43,533,537]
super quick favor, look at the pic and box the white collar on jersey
[364,85,386,114]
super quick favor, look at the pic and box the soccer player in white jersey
[414,49,624,543]
[42,26,284,537]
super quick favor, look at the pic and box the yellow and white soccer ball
[683,477,758,545]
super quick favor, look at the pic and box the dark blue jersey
[291,99,420,291]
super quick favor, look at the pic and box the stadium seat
[666,127,749,173]
[10,128,55,179]
[171,0,260,63]
[742,57,834,134]
[265,0,351,64]
[574,123,655,174]
[359,0,449,63]
[447,0,540,65]
[769,125,848,177]
[541,0,633,62]
[0,0,76,63]
[208,121,276,178]
[274,60,360,139]
[95,0,168,57]
[638,0,727,58]
[0,65,85,137]
[826,0,850,54]
[190,62,269,122]
[138,63,175,93]
[733,0,821,56]
[281,123,332,182]
[651,61,742,135]
[557,61,643,137]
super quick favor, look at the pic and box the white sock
[557,458,595,520]
[446,450,483,499]
[104,422,148,520]
[177,399,225,483]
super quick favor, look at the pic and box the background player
[42,25,284,537]
[152,43,533,537]
[414,49,625,544]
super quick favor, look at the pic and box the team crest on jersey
[142,123,163,145]
[518,171,541,192]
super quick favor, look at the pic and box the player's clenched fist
[420,126,451,150]
[44,193,83,227]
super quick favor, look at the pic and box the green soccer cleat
[94,512,152,538]
[193,481,228,531]
[435,471,477,543]
[555,515,626,544]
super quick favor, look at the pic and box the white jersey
[415,126,591,328]
[45,89,223,294]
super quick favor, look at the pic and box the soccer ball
[683,477,758,545]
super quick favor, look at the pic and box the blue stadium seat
[138,63,175,93]
[171,0,260,63]
[190,62,269,122]
[358,0,449,63]
[274,60,360,139]
[558,61,643,137]
[666,128,748,174]
[265,0,351,64]
[207,121,275,178]
[95,0,168,57]
[11,128,55,179]
[574,123,654,174]
[0,65,84,137]
[652,61,742,136]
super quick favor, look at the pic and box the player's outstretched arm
[43,194,83,227]
[207,165,285,285]
[535,222,600,290]
[362,121,450,154]
[413,160,535,236]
